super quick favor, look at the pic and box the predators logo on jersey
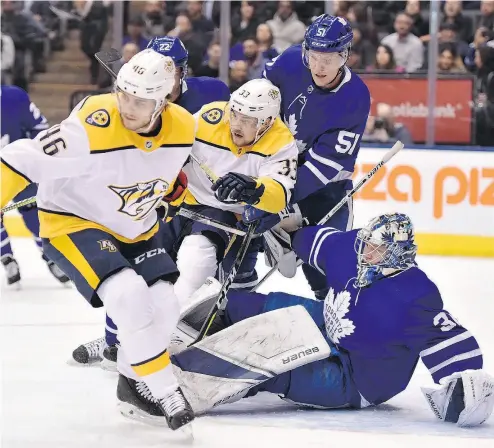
[109,179,169,221]
[86,109,110,128]
[202,107,223,125]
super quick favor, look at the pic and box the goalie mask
[354,213,417,288]
[115,49,176,133]
[227,79,281,148]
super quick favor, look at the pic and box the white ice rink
[1,239,493,448]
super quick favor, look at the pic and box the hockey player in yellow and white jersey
[171,78,299,305]
[0,49,196,432]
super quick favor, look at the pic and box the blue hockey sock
[105,313,119,346]
[0,224,14,260]
[19,208,43,250]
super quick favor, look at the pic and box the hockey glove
[421,369,494,427]
[163,170,188,203]
[212,172,264,205]
[263,225,298,278]
[240,204,304,234]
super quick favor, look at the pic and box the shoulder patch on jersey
[202,107,223,125]
[86,109,110,128]
[268,89,279,100]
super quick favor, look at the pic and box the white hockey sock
[174,234,218,306]
[99,269,180,399]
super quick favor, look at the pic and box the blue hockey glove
[212,173,264,205]
[240,204,304,234]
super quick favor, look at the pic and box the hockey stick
[95,48,121,78]
[1,196,37,214]
[191,221,257,344]
[252,141,404,291]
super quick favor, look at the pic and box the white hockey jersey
[1,94,195,242]
[183,101,298,214]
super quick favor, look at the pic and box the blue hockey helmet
[302,14,353,67]
[354,213,417,288]
[147,36,188,79]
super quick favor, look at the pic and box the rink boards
[4,145,494,257]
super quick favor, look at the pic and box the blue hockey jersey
[178,77,230,115]
[1,85,48,147]
[290,226,483,406]
[263,45,370,203]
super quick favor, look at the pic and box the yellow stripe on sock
[132,349,171,377]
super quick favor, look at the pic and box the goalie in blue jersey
[162,213,494,428]
[248,15,371,300]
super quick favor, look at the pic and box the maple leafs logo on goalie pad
[323,288,355,344]
[109,178,169,221]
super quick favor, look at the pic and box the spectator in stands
[256,23,279,60]
[1,0,48,89]
[267,1,306,53]
[438,43,467,73]
[229,60,249,92]
[438,22,470,59]
[122,42,140,62]
[474,41,494,145]
[465,26,493,71]
[232,1,259,45]
[123,17,149,51]
[242,37,269,80]
[440,0,473,44]
[405,0,429,39]
[141,1,174,37]
[479,0,494,30]
[366,44,405,72]
[98,42,139,90]
[168,13,206,73]
[381,12,424,72]
[363,103,413,145]
[194,41,221,78]
[186,0,215,40]
[30,0,64,52]
[77,0,109,85]
[1,32,15,84]
[349,23,375,70]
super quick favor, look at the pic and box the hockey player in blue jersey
[71,36,230,368]
[0,85,69,286]
[248,15,371,300]
[163,213,493,428]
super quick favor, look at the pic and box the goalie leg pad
[172,305,331,414]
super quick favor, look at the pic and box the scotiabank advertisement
[353,148,494,256]
[362,77,474,144]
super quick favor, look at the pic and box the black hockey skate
[158,387,195,432]
[117,374,195,432]
[71,337,106,365]
[2,255,21,286]
[100,344,118,372]
[45,259,71,284]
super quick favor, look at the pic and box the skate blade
[5,282,22,290]
[66,357,103,368]
[118,401,168,427]
[100,358,118,372]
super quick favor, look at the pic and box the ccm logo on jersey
[109,178,169,221]
[202,108,223,124]
[282,347,320,364]
[86,109,110,128]
[134,248,167,265]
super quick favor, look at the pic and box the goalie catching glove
[421,369,494,427]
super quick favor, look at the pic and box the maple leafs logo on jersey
[109,178,169,221]
[323,288,355,344]
[284,114,307,154]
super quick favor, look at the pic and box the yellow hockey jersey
[1,94,195,242]
[184,101,298,214]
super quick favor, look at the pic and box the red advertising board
[362,77,474,144]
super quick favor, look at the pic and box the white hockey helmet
[116,49,176,129]
[230,79,281,127]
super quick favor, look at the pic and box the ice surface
[1,239,493,448]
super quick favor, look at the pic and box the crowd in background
[1,0,493,146]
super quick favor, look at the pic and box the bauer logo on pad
[86,109,110,128]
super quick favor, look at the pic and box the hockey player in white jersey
[171,79,299,306]
[0,49,195,432]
